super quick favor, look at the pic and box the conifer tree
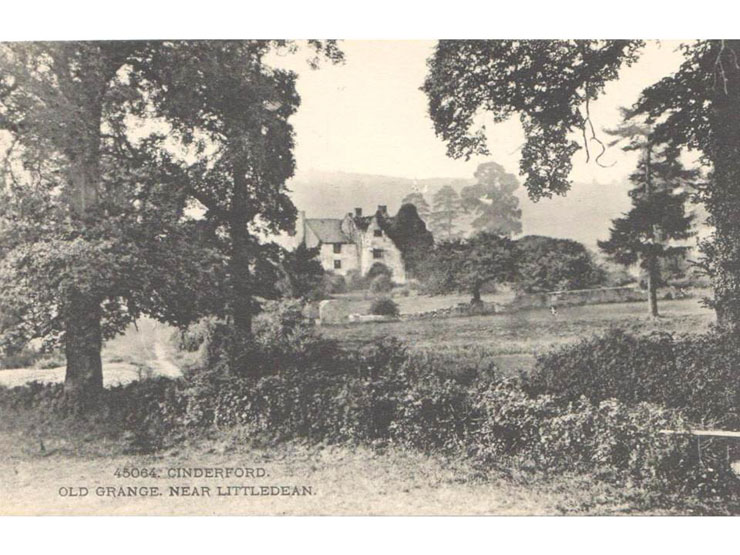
[598,133,697,317]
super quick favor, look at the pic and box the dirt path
[150,341,182,379]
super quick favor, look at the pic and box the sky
[279,40,688,184]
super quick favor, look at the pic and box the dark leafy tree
[423,39,740,330]
[383,203,434,278]
[428,185,462,241]
[516,236,606,294]
[598,138,697,316]
[135,41,343,351]
[0,42,222,401]
[278,243,325,299]
[424,232,519,304]
[460,161,522,236]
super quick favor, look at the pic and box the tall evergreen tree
[460,161,522,236]
[428,185,462,241]
[598,137,696,317]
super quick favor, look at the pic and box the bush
[322,273,347,295]
[345,269,367,291]
[0,347,42,369]
[367,262,392,280]
[369,274,393,295]
[368,298,400,317]
[526,328,740,429]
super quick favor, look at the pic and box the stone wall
[508,286,652,311]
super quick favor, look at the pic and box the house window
[374,229,383,237]
[334,260,342,269]
[333,243,342,254]
[372,249,383,259]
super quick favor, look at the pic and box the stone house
[296,206,408,283]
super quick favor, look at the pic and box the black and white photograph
[0,33,738,518]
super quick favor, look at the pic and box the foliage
[526,328,740,429]
[428,185,462,241]
[3,331,737,503]
[383,203,434,277]
[368,298,400,317]
[0,42,224,397]
[598,122,697,315]
[366,262,392,281]
[424,232,519,302]
[423,39,740,331]
[321,272,347,295]
[369,274,393,295]
[423,40,644,198]
[460,161,522,236]
[134,41,334,341]
[278,243,325,299]
[516,235,606,293]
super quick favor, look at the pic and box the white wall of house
[319,242,359,275]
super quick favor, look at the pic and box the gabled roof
[305,218,351,244]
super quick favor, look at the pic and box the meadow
[322,295,715,375]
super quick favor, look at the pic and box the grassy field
[322,296,715,375]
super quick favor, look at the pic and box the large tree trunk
[228,157,254,343]
[64,289,103,399]
[646,255,659,318]
[708,40,740,331]
[64,128,105,400]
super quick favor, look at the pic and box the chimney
[355,207,362,217]
[377,205,388,215]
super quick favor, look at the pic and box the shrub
[0,347,42,369]
[367,262,392,280]
[322,273,347,295]
[368,298,400,317]
[369,274,393,295]
[527,328,740,429]
[345,269,367,291]
[175,317,218,353]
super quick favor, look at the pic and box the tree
[516,236,606,294]
[383,202,434,278]
[422,40,740,330]
[428,185,462,241]
[598,140,696,317]
[401,191,431,220]
[0,42,221,401]
[424,232,519,304]
[136,41,342,353]
[278,243,325,300]
[460,161,522,236]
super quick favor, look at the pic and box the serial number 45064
[113,467,160,478]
